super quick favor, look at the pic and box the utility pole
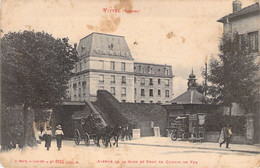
[204,56,208,97]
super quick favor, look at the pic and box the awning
[176,116,188,120]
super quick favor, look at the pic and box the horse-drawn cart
[72,111,107,146]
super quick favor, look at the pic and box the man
[43,126,52,151]
[55,125,64,150]
[219,124,232,148]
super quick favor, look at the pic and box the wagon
[167,114,190,141]
[72,112,106,146]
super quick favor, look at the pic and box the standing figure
[43,126,52,151]
[125,125,132,141]
[40,126,44,135]
[55,125,64,150]
[121,127,126,141]
[219,124,232,148]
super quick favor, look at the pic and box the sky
[0,0,257,98]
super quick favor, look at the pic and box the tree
[1,30,78,148]
[206,31,259,115]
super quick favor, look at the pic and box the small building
[164,71,219,142]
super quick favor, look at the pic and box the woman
[55,125,64,150]
[43,127,52,151]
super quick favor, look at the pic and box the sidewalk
[120,137,260,154]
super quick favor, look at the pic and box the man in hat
[55,125,64,150]
[43,126,52,151]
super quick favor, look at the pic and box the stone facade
[68,32,173,103]
[134,62,173,104]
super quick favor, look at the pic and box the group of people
[42,124,64,151]
[120,125,132,141]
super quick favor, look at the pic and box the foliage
[34,108,52,123]
[205,111,246,134]
[205,31,259,113]
[1,30,78,108]
[1,105,24,150]
[1,30,78,148]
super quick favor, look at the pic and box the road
[0,137,259,168]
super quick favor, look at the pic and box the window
[134,88,137,96]
[140,66,145,73]
[248,31,258,52]
[79,63,82,72]
[111,75,115,83]
[158,79,161,84]
[110,87,115,96]
[149,78,153,85]
[82,81,86,96]
[148,66,153,74]
[141,78,145,85]
[110,61,115,70]
[165,79,169,86]
[149,101,153,103]
[141,89,145,96]
[141,100,145,103]
[121,62,126,71]
[99,60,104,69]
[134,77,136,83]
[122,76,126,84]
[165,90,169,97]
[99,74,104,83]
[78,88,81,97]
[158,90,161,96]
[121,87,126,96]
[165,69,169,75]
[149,89,153,97]
[73,83,77,97]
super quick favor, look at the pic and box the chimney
[232,0,242,12]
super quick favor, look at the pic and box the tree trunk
[229,105,232,116]
[22,103,37,148]
[22,103,29,148]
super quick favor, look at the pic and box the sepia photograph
[0,0,260,167]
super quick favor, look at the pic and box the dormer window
[164,68,169,75]
[81,46,85,52]
[148,66,154,74]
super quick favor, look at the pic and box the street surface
[0,137,259,168]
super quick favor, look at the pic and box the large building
[218,0,259,57]
[68,32,173,103]
[217,1,260,144]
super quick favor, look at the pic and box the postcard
[0,0,260,167]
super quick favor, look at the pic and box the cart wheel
[182,132,190,139]
[74,129,80,145]
[84,133,90,146]
[171,132,177,141]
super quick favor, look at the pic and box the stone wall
[120,102,168,136]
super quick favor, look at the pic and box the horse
[107,125,121,147]
[95,125,121,148]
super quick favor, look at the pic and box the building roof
[218,2,260,23]
[134,62,174,77]
[77,32,134,60]
[170,89,205,105]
